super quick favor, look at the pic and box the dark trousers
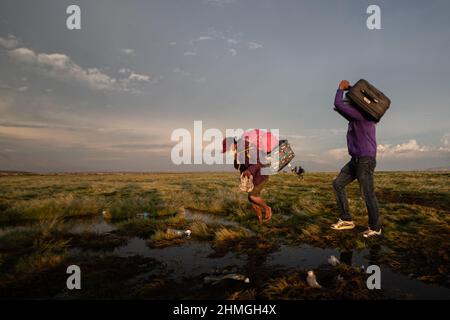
[333,157,380,231]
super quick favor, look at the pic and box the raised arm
[334,89,366,121]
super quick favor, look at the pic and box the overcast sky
[0,0,449,172]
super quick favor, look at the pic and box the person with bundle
[222,130,275,223]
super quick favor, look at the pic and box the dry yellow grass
[214,227,252,243]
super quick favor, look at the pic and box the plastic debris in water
[328,255,340,267]
[168,228,192,238]
[170,229,184,236]
[204,273,250,285]
[306,271,322,289]
[136,212,150,219]
[102,210,112,219]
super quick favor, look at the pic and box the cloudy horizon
[1,0,449,173]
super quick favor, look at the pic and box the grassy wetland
[0,171,449,299]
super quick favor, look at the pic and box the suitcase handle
[361,89,379,103]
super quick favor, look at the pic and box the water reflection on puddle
[110,238,450,299]
[268,245,337,270]
[268,244,450,300]
[2,213,449,299]
[114,238,246,280]
[181,209,240,227]
[0,215,116,236]
[66,216,116,234]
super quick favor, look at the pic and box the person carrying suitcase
[331,80,382,238]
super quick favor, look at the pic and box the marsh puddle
[108,236,450,299]
[0,215,116,236]
[66,216,116,234]
[180,209,240,227]
[268,244,337,270]
[113,237,246,280]
[268,245,450,300]
[3,213,449,300]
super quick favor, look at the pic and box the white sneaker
[362,228,382,238]
[331,219,355,230]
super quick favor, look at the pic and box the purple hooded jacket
[334,89,377,158]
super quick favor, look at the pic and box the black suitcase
[346,79,391,121]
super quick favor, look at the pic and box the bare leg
[265,206,272,221]
[249,195,272,222]
[251,204,263,223]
